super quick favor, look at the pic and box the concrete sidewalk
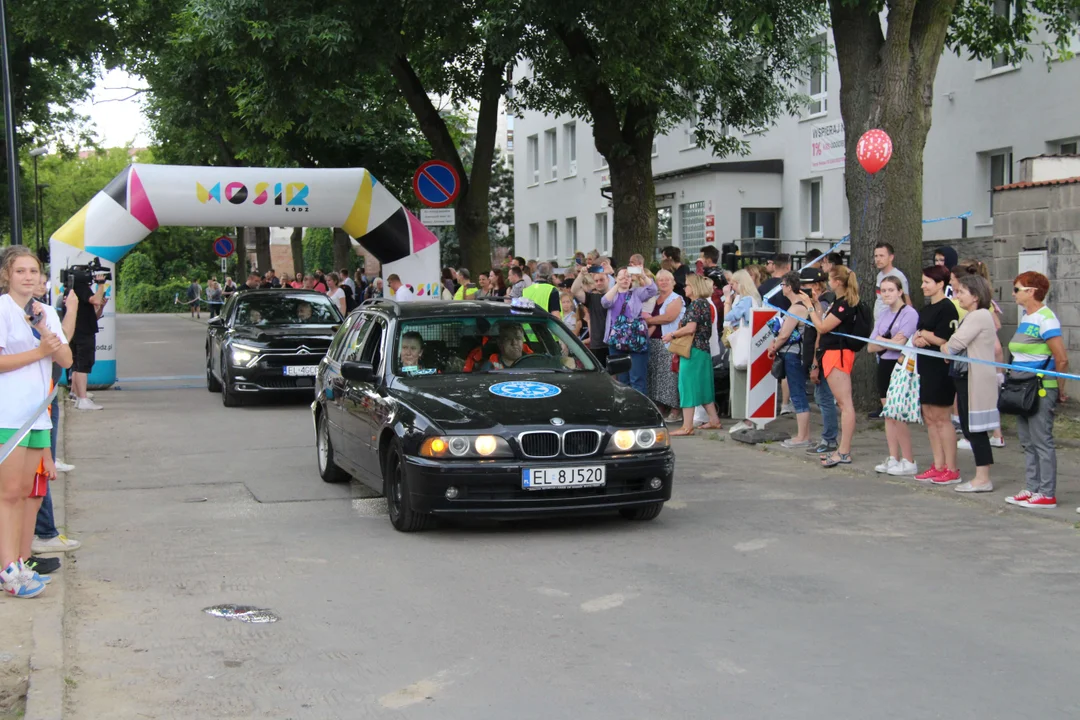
[723,411,1080,524]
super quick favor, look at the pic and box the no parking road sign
[213,235,235,258]
[413,160,460,208]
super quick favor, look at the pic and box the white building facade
[513,27,1080,264]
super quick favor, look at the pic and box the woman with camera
[867,276,920,476]
[0,246,73,598]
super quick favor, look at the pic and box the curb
[24,397,69,720]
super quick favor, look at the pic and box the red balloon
[856,129,893,174]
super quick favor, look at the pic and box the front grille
[519,431,560,458]
[460,477,652,501]
[261,354,323,368]
[563,430,602,457]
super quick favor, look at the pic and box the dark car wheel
[384,443,432,532]
[619,502,664,522]
[221,353,242,407]
[206,345,221,393]
[316,409,350,484]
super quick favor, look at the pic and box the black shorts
[70,336,96,374]
[917,358,955,407]
[876,357,897,399]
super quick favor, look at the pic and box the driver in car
[399,331,426,371]
[246,308,267,325]
[478,324,573,371]
[296,302,313,323]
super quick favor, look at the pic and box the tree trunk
[254,226,271,274]
[608,153,656,266]
[831,0,956,409]
[234,226,247,278]
[332,227,352,273]
[290,227,304,276]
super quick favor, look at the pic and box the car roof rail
[360,297,401,316]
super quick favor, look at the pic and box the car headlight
[420,435,513,459]
[231,344,261,366]
[605,427,669,453]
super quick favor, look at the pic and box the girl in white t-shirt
[326,272,347,316]
[0,246,72,598]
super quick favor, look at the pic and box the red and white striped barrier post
[746,307,779,428]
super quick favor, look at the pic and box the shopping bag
[881,342,922,424]
[731,324,751,370]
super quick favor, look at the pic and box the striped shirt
[1008,305,1062,388]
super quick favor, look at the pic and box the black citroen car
[206,289,344,406]
[312,298,675,532]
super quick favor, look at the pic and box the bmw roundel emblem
[550,417,565,426]
[488,381,562,399]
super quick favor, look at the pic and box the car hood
[389,372,663,432]
[231,324,338,345]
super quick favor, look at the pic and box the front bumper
[401,449,674,516]
[228,366,319,393]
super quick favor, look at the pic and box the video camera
[61,257,111,288]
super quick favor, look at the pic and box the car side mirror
[207,316,223,327]
[606,356,631,376]
[341,360,375,384]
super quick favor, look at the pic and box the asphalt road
[60,313,1080,720]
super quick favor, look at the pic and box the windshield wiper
[485,368,555,374]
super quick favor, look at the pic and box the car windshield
[393,316,598,376]
[235,294,341,326]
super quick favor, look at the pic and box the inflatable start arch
[49,164,442,387]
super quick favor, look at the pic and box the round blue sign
[213,235,235,258]
[413,160,460,208]
[488,381,562,399]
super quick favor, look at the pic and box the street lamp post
[0,0,21,244]
[29,146,47,250]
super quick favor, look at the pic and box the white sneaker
[990,436,1005,448]
[780,402,795,415]
[74,398,102,411]
[887,459,918,476]
[957,438,972,450]
[728,421,752,434]
[0,562,45,599]
[875,457,898,473]
[69,391,94,402]
[54,460,75,473]
[32,534,82,554]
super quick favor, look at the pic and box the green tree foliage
[489,149,514,252]
[303,228,335,274]
[509,0,824,263]
[118,251,156,287]
[829,0,1080,408]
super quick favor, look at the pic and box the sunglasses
[1012,286,1034,293]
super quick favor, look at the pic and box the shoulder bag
[668,333,693,359]
[998,356,1052,417]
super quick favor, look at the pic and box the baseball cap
[799,267,827,285]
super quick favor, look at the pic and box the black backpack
[843,301,873,352]
[342,284,356,313]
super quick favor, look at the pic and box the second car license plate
[283,366,318,377]
[523,466,605,490]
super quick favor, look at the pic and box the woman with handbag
[868,276,920,476]
[912,266,961,485]
[798,266,861,468]
[1004,271,1069,509]
[644,269,684,422]
[601,267,657,395]
[722,270,761,433]
[664,274,722,435]
[767,272,812,448]
[941,274,999,492]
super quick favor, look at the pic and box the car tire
[221,353,242,407]
[619,502,664,522]
[316,409,350,484]
[384,443,432,532]
[206,345,221,393]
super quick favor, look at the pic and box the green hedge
[117,280,193,314]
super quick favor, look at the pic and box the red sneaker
[914,465,942,483]
[1018,493,1057,509]
[1005,490,1033,506]
[931,469,962,486]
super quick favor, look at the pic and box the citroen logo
[550,417,565,426]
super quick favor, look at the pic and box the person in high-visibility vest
[521,263,561,315]
[453,269,479,300]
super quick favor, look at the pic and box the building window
[527,135,539,185]
[564,122,577,176]
[1062,141,1078,155]
[683,115,699,149]
[806,35,828,116]
[803,179,822,236]
[652,139,659,157]
[594,148,608,171]
[565,217,577,256]
[987,149,1014,216]
[546,220,558,258]
[529,223,540,258]
[545,129,557,181]
[992,0,1014,69]
[679,201,706,259]
[595,212,609,254]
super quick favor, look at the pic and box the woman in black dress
[912,265,960,484]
